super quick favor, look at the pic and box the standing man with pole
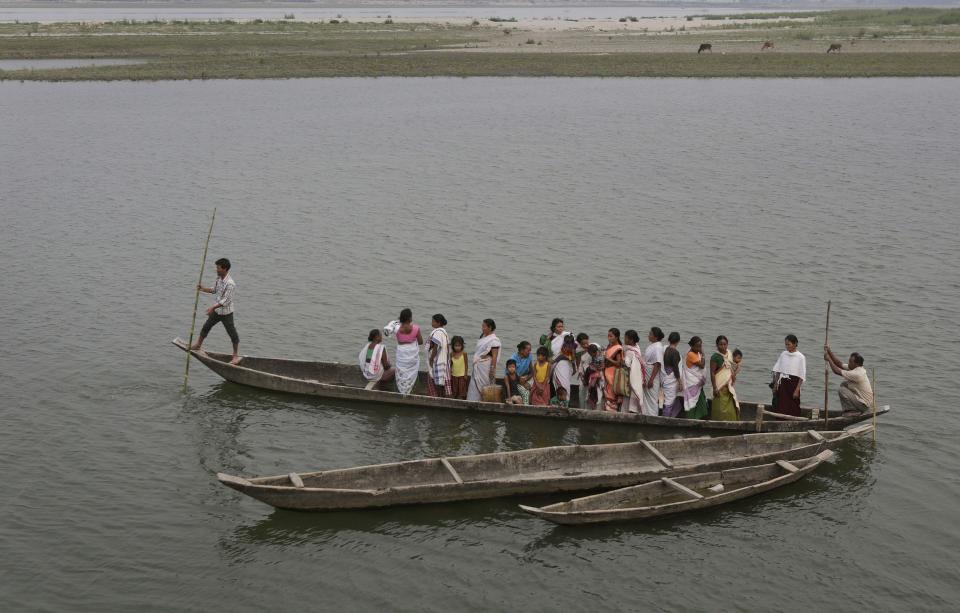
[191,257,241,365]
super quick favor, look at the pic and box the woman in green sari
[710,335,739,421]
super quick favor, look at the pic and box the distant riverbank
[2,8,959,79]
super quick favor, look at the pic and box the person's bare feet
[230,356,242,365]
[190,342,202,351]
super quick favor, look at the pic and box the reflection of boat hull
[520,450,834,525]
[174,339,889,433]
[216,426,871,511]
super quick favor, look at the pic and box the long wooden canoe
[174,338,889,433]
[519,449,834,525]
[216,424,871,511]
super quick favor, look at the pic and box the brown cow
[697,43,712,54]
[827,43,842,53]
[761,41,774,51]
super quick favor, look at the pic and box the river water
[1,78,958,611]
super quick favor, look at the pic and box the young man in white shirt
[824,345,873,415]
[192,257,241,365]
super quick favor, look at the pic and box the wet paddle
[183,208,217,391]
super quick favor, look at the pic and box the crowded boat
[358,310,875,422]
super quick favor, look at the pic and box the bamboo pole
[183,208,217,390]
[824,300,831,429]
[872,368,878,444]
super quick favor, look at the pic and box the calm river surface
[1,78,958,611]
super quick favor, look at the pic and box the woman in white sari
[358,329,395,390]
[551,336,577,408]
[466,319,502,402]
[682,336,709,419]
[622,330,650,415]
[384,308,423,395]
[643,327,665,415]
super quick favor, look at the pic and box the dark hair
[517,340,531,352]
[399,308,413,324]
[483,318,496,332]
[625,329,640,344]
[576,332,589,343]
[608,327,621,340]
[432,313,447,326]
[785,334,799,345]
[506,359,517,367]
[587,344,599,354]
[368,329,381,342]
[850,352,864,366]
[651,327,664,341]
[550,318,564,333]
[732,348,743,358]
[215,257,231,271]
[716,335,728,346]
[689,336,702,347]
[451,335,465,349]
[536,346,549,357]
[668,331,681,344]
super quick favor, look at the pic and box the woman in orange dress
[603,328,624,412]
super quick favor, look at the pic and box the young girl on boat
[449,336,468,400]
[529,346,552,406]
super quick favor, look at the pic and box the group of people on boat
[358,310,876,421]
[185,261,874,422]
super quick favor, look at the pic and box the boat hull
[216,426,870,511]
[519,451,833,525]
[174,339,889,433]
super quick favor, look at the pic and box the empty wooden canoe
[216,425,871,511]
[173,339,889,433]
[519,449,835,525]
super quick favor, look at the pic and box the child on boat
[449,336,468,400]
[729,349,743,412]
[503,359,524,405]
[529,346,552,406]
[584,343,604,410]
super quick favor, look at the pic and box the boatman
[192,257,241,365]
[823,344,873,415]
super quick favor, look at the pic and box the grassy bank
[2,12,959,81]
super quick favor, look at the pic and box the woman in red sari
[603,328,624,412]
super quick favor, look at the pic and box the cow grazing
[698,43,712,54]
[827,43,842,53]
[761,41,774,51]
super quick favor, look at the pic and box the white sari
[682,357,707,411]
[466,333,501,401]
[552,356,574,402]
[623,345,650,415]
[386,320,420,395]
[643,341,664,415]
[358,342,385,381]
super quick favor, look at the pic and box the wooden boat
[519,450,834,525]
[216,424,871,511]
[174,339,889,433]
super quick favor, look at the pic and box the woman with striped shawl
[427,314,452,397]
[682,336,709,419]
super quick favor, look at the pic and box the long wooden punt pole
[872,368,878,444]
[183,208,217,391]
[824,300,831,429]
